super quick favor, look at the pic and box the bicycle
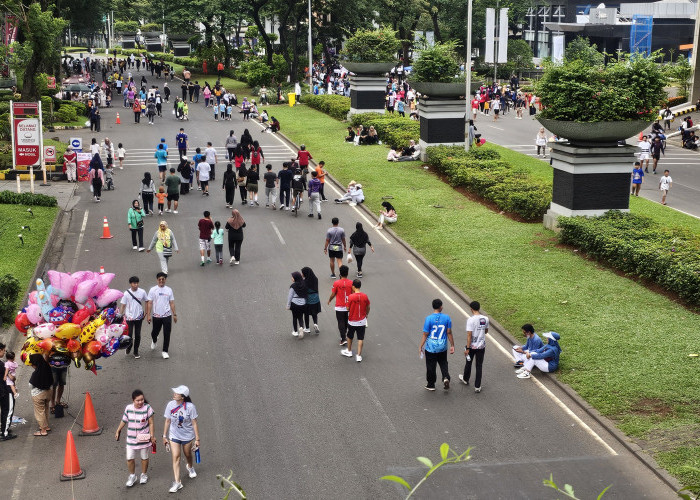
[291,190,302,217]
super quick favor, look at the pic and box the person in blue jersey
[516,332,562,379]
[420,299,455,392]
[512,324,544,369]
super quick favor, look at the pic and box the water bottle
[151,440,156,454]
[194,446,201,464]
[465,346,471,362]
[165,441,170,453]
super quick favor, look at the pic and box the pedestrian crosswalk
[104,146,296,168]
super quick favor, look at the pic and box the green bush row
[304,94,351,121]
[558,211,700,307]
[0,190,58,207]
[349,113,419,149]
[426,146,551,220]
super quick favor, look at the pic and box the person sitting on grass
[266,116,280,133]
[334,181,365,205]
[365,126,379,145]
[511,324,544,369]
[375,201,397,229]
[398,140,421,161]
[515,331,561,379]
[258,109,269,124]
[358,126,369,145]
[345,126,356,143]
[387,147,400,162]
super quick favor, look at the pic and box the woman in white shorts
[115,389,156,487]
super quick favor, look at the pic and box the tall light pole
[464,0,473,151]
[308,0,313,90]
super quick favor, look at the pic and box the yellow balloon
[80,317,105,344]
[55,322,80,340]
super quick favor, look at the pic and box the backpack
[251,148,260,161]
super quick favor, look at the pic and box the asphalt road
[0,69,679,499]
[476,108,700,218]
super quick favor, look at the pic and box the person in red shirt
[197,211,215,265]
[217,61,224,80]
[327,265,353,346]
[296,144,312,170]
[63,146,78,182]
[341,280,370,362]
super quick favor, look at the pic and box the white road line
[360,377,396,433]
[487,125,505,131]
[10,465,27,500]
[270,221,286,245]
[405,258,618,456]
[70,210,89,273]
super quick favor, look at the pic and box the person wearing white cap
[516,332,562,379]
[163,385,200,493]
[334,180,365,206]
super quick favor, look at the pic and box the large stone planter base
[348,74,387,117]
[418,98,466,160]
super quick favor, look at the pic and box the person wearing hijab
[29,354,53,436]
[222,163,237,208]
[301,267,321,334]
[375,201,397,229]
[240,129,253,159]
[88,154,104,202]
[286,272,307,338]
[224,209,246,265]
[127,199,147,251]
[147,221,179,274]
[141,172,156,215]
[349,222,374,278]
[516,332,562,379]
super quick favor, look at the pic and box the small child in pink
[4,351,18,398]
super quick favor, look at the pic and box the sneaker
[425,385,436,391]
[272,205,276,210]
[134,354,141,359]
[150,341,156,350]
[200,261,205,266]
[292,330,299,337]
[339,339,347,346]
[334,199,341,204]
[443,377,450,390]
[133,246,138,250]
[126,474,138,487]
[265,204,269,207]
[207,258,212,263]
[298,327,305,339]
[249,202,254,206]
[340,349,353,357]
[308,213,314,218]
[165,208,171,213]
[140,473,149,484]
[169,482,183,493]
[517,371,531,379]
[159,211,163,215]
[458,374,469,386]
[241,201,246,205]
[254,201,259,206]
[330,274,337,279]
[187,466,197,478]
[474,386,482,393]
[230,257,235,265]
[197,186,202,190]
[515,367,526,374]
[174,210,178,214]
[318,214,322,220]
[357,272,363,278]
[513,361,524,368]
[356,354,362,362]
[313,324,319,334]
[138,247,145,252]
[162,352,170,359]
[303,328,311,334]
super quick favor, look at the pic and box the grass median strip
[269,103,700,488]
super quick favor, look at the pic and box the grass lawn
[0,203,58,316]
[270,103,700,489]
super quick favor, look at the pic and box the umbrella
[65,84,91,92]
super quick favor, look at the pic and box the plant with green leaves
[536,51,668,122]
[543,474,611,499]
[380,443,472,498]
[217,470,246,499]
[666,55,693,98]
[411,41,461,82]
[677,467,700,499]
[565,36,606,66]
[340,28,401,63]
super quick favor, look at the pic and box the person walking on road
[512,323,544,369]
[116,389,156,487]
[198,211,214,266]
[212,221,225,265]
[0,343,16,441]
[141,172,156,215]
[146,272,177,359]
[163,385,200,494]
[287,272,308,338]
[277,162,293,210]
[459,301,489,393]
[301,267,321,334]
[340,280,370,362]
[324,218,346,278]
[314,161,328,201]
[225,130,238,160]
[119,276,148,358]
[196,157,211,196]
[246,164,259,206]
[535,127,547,158]
[176,128,188,160]
[224,209,246,265]
[222,164,237,208]
[164,168,181,213]
[348,222,374,278]
[127,199,146,251]
[147,221,179,275]
[659,169,673,205]
[308,171,322,219]
[631,161,644,197]
[420,299,455,391]
[28,353,53,436]
[516,332,562,379]
[650,136,664,174]
[204,142,217,181]
[155,143,168,182]
[328,265,353,346]
[263,164,278,209]
[88,155,104,202]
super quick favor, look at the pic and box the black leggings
[130,227,144,247]
[279,187,290,208]
[463,348,485,388]
[225,185,236,205]
[304,308,318,329]
[228,239,242,261]
[141,192,154,213]
[92,178,102,198]
[335,310,348,341]
[151,316,172,352]
[290,303,306,331]
[354,253,365,272]
[238,185,247,202]
[127,319,143,356]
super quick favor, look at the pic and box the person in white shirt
[204,142,217,181]
[119,276,148,358]
[637,135,651,172]
[146,273,177,359]
[659,169,673,205]
[458,301,489,393]
[196,160,211,196]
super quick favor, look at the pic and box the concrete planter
[537,117,649,147]
[342,62,395,75]
[409,81,466,98]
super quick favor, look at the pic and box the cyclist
[291,168,305,213]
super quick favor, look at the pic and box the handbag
[136,219,144,228]
[346,253,354,263]
[136,433,151,442]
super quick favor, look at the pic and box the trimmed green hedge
[558,211,700,307]
[0,191,58,207]
[426,146,551,220]
[349,113,420,149]
[304,95,350,121]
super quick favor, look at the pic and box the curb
[274,126,681,495]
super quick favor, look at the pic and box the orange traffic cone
[116,112,121,124]
[59,430,86,481]
[79,392,102,436]
[100,217,113,239]
[639,132,643,140]
[99,266,105,274]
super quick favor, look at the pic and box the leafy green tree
[565,36,605,66]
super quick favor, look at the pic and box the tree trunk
[250,0,273,65]
[431,12,442,43]
[21,52,39,101]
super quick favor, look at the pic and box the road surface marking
[487,125,505,131]
[70,209,89,273]
[405,258,618,456]
[10,465,27,500]
[360,377,396,433]
[270,221,286,245]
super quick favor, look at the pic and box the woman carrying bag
[147,221,179,275]
[127,199,146,251]
[348,222,374,278]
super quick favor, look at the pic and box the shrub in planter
[55,106,77,123]
[0,191,58,206]
[340,28,401,63]
[411,42,461,83]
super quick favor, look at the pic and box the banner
[498,8,509,63]
[77,153,91,182]
[13,118,41,167]
[552,35,565,64]
[485,8,495,64]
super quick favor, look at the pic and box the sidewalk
[0,178,78,211]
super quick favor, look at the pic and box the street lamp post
[464,0,473,151]
[308,0,313,90]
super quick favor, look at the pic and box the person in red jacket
[340,280,370,362]
[217,62,224,80]
[296,144,312,171]
[328,265,353,346]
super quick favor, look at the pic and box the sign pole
[10,100,20,193]
[29,166,35,193]
[39,100,50,186]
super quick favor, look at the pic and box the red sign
[13,118,41,166]
[47,77,56,89]
[12,102,39,116]
[77,153,91,181]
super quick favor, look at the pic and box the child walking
[212,221,225,264]
[4,351,18,398]
[156,186,167,215]
[117,143,126,169]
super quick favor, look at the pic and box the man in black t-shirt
[277,163,293,210]
[263,164,278,209]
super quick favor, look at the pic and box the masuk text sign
[14,118,41,166]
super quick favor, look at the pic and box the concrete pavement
[0,69,679,498]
